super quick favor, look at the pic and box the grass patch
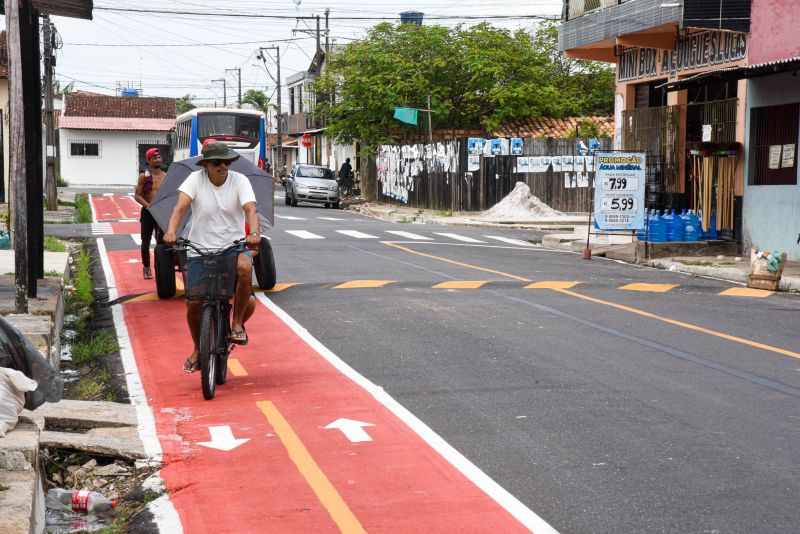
[398,216,411,224]
[677,259,714,267]
[76,376,104,400]
[44,270,63,277]
[530,236,542,245]
[0,484,9,491]
[44,235,67,252]
[73,245,93,308]
[58,199,75,207]
[74,193,92,223]
[56,174,69,187]
[435,209,453,217]
[72,330,119,365]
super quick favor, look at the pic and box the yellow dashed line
[524,281,582,289]
[334,280,395,289]
[227,358,248,376]
[432,281,488,289]
[256,401,366,533]
[719,287,773,298]
[619,283,678,293]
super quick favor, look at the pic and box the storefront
[614,29,749,240]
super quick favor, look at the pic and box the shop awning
[660,57,800,92]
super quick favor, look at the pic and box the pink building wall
[749,0,800,64]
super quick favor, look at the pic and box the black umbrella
[147,152,274,236]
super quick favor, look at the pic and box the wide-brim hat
[196,141,240,165]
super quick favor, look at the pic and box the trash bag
[0,315,63,410]
[0,367,38,436]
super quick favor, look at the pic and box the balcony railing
[565,0,634,20]
[283,112,326,136]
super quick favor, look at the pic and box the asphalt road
[264,195,800,534]
[87,190,800,533]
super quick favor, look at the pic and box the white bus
[172,108,267,168]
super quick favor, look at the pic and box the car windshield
[295,167,334,180]
[197,113,260,141]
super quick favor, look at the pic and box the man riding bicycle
[163,142,261,373]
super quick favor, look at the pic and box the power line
[64,37,315,47]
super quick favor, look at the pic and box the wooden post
[44,16,58,211]
[6,0,28,313]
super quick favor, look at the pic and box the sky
[39,0,562,108]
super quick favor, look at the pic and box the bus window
[197,113,260,145]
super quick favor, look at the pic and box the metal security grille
[621,105,680,196]
[750,103,799,186]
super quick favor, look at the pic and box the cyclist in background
[163,142,261,373]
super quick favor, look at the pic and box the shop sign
[618,30,748,82]
[594,152,646,231]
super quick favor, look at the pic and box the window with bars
[749,103,799,186]
[70,141,100,158]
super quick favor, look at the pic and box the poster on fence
[490,138,509,156]
[562,155,574,172]
[468,155,480,172]
[574,156,585,172]
[537,157,551,173]
[577,172,589,188]
[516,157,530,173]
[510,138,523,156]
[594,152,646,231]
[585,156,595,172]
[467,138,485,155]
[552,156,562,172]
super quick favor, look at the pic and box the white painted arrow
[324,418,375,443]
[197,426,250,451]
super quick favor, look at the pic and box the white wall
[59,129,168,186]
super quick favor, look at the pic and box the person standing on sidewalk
[134,148,166,279]
[338,158,353,196]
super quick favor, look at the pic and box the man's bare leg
[185,301,201,371]
[231,253,253,341]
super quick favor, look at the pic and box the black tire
[332,201,340,209]
[215,304,229,385]
[290,194,298,207]
[154,244,176,299]
[199,305,217,400]
[324,203,330,209]
[254,237,277,290]
[284,189,290,205]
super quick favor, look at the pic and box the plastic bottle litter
[47,488,117,517]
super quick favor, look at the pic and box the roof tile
[495,116,614,138]
[64,93,176,119]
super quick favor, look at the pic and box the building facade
[58,94,175,186]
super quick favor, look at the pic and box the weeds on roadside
[44,270,63,277]
[73,245,93,308]
[44,236,67,253]
[74,193,92,223]
[76,376,104,399]
[56,174,69,188]
[436,209,453,217]
[72,330,119,365]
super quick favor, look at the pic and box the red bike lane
[99,196,556,533]
[92,194,141,221]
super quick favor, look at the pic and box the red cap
[146,148,161,160]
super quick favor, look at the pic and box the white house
[58,93,175,186]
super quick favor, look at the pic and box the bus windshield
[197,113,260,142]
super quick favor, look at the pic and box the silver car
[284,164,340,209]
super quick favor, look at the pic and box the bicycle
[174,238,245,400]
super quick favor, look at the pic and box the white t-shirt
[178,169,257,249]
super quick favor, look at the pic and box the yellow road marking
[334,280,395,289]
[256,401,365,533]
[619,283,678,293]
[382,242,532,282]
[227,358,248,376]
[432,281,488,289]
[719,287,773,298]
[109,197,127,219]
[525,281,582,289]
[555,288,800,360]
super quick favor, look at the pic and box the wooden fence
[360,137,613,213]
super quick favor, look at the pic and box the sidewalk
[346,201,800,293]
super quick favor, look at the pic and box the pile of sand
[480,182,563,221]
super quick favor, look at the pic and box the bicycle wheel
[199,304,217,400]
[215,303,229,385]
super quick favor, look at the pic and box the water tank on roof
[400,11,424,25]
[121,88,140,97]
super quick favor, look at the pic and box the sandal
[230,327,248,346]
[183,356,200,373]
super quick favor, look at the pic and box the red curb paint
[108,248,536,533]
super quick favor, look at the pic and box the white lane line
[286,230,324,240]
[96,238,183,533]
[103,192,114,196]
[131,234,142,246]
[276,215,307,221]
[386,231,434,241]
[255,292,559,534]
[336,230,378,239]
[434,232,487,243]
[89,194,98,223]
[119,218,139,223]
[317,217,345,221]
[91,223,113,235]
[484,236,538,247]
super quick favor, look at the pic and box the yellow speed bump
[524,281,582,289]
[432,281,488,289]
[334,280,394,289]
[620,283,677,293]
[719,287,773,298]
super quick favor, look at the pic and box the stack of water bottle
[635,209,718,242]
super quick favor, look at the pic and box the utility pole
[325,9,329,56]
[226,67,242,108]
[43,16,57,211]
[258,47,282,170]
[212,78,226,107]
[316,15,321,58]
[5,0,27,312]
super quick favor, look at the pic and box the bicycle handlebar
[171,238,246,257]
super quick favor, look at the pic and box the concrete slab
[0,468,37,534]
[4,315,51,355]
[40,430,146,460]
[34,400,138,430]
[0,250,69,277]
[0,422,39,468]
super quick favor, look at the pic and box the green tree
[241,89,272,115]
[53,80,75,96]
[313,21,615,153]
[176,94,196,115]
